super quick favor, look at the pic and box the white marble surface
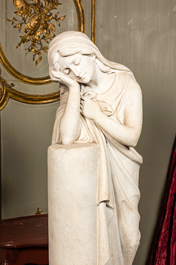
[48,31,143,265]
[48,143,98,265]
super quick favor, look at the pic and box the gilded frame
[0,0,96,109]
[0,0,85,85]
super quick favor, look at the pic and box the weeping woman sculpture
[48,31,143,265]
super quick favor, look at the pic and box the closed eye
[63,68,70,75]
[73,59,80,66]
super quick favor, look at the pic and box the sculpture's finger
[80,95,87,101]
[80,98,84,104]
[80,104,84,112]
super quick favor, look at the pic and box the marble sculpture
[47,31,143,265]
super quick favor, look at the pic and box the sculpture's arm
[81,79,142,148]
[50,69,81,145]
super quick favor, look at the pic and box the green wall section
[0,0,80,219]
[1,1,176,264]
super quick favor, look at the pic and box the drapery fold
[52,71,142,265]
[150,141,176,265]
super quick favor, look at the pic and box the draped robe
[52,70,143,265]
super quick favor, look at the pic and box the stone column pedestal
[48,143,99,265]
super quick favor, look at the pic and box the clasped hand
[80,95,102,120]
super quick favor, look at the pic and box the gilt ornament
[7,0,66,65]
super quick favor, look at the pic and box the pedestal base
[48,143,99,265]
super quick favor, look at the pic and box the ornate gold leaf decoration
[0,0,85,86]
[0,44,51,85]
[0,0,86,109]
[91,0,96,43]
[7,0,66,65]
[0,68,60,110]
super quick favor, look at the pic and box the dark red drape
[150,142,176,265]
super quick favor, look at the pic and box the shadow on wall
[146,135,176,265]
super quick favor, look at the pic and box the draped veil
[48,31,143,265]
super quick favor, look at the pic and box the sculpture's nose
[70,65,80,77]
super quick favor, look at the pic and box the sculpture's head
[48,31,115,80]
[48,31,131,83]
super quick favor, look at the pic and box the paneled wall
[1,1,176,264]
[0,0,81,218]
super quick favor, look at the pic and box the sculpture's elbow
[60,127,80,145]
[61,132,79,145]
[128,127,142,148]
[130,141,138,148]
[129,134,140,148]
[61,137,74,145]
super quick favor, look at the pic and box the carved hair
[51,49,112,74]
[48,31,132,75]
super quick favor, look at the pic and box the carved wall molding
[0,0,97,109]
[7,0,67,66]
[0,45,52,86]
[0,0,85,86]
[91,0,96,43]
[0,69,60,110]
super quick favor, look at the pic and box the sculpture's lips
[78,73,85,80]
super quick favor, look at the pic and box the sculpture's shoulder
[115,67,141,91]
[126,73,142,94]
[113,69,142,104]
[124,73,142,106]
[113,70,133,93]
[117,70,132,83]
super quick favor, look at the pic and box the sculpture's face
[56,53,96,84]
